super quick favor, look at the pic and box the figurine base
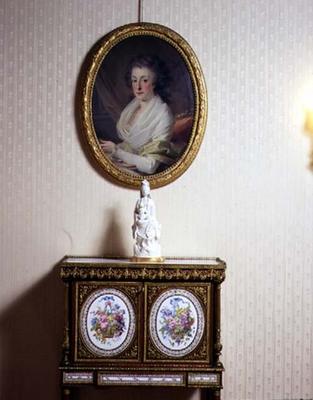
[131,256,165,263]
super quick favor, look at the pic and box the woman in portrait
[99,55,175,175]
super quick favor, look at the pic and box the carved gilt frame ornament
[61,264,226,284]
[82,22,207,188]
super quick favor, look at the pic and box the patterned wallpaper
[0,1,313,399]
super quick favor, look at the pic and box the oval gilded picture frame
[82,22,207,188]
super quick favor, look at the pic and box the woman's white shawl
[114,95,174,174]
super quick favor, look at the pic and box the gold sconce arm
[304,109,313,170]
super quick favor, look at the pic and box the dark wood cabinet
[59,257,226,399]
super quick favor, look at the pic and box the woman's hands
[99,140,137,171]
[99,140,116,154]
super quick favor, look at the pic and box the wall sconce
[304,110,313,170]
[304,109,313,134]
[303,86,313,170]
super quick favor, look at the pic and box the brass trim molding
[60,265,226,283]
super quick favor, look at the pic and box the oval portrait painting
[82,23,207,188]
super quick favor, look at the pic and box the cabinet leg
[62,387,71,400]
[202,388,210,400]
[212,389,221,400]
[201,388,221,400]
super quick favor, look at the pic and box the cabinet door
[73,281,142,362]
[144,283,211,363]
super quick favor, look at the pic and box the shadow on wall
[0,263,201,400]
[0,265,64,400]
[0,260,201,400]
[98,207,129,256]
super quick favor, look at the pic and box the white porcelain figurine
[132,180,162,259]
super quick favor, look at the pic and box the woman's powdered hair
[125,55,172,103]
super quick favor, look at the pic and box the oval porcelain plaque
[80,288,135,357]
[149,288,205,357]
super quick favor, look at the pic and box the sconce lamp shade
[305,110,313,135]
